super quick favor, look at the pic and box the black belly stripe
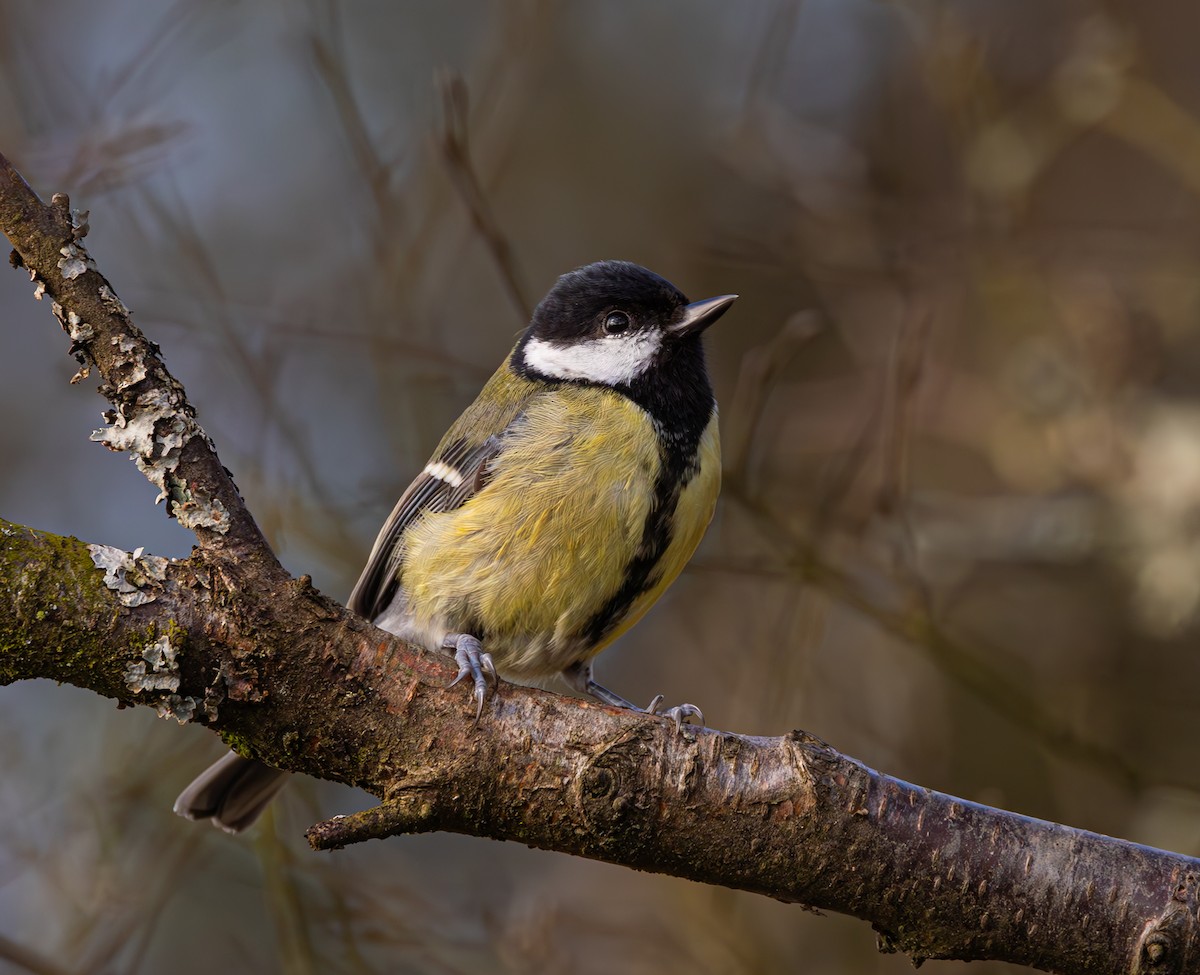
[581,418,709,647]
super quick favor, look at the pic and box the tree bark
[2,149,1197,974]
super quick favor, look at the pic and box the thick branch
[3,152,1199,974]
[1,519,1197,973]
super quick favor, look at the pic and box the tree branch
[2,151,1197,974]
[0,150,269,559]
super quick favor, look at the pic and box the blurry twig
[306,4,401,234]
[257,319,490,378]
[96,0,213,111]
[135,184,358,555]
[740,0,804,120]
[257,817,318,975]
[725,310,821,490]
[3,0,221,197]
[80,832,206,974]
[1104,77,1200,199]
[877,295,930,521]
[0,934,76,975]
[724,478,1149,791]
[874,292,935,607]
[437,73,533,321]
[144,305,489,378]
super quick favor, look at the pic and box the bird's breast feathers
[396,382,719,677]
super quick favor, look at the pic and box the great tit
[174,260,736,832]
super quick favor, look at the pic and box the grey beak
[671,294,738,337]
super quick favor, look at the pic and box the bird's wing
[347,365,534,622]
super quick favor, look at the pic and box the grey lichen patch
[89,543,169,607]
[66,311,94,344]
[200,677,223,723]
[70,207,90,239]
[110,334,146,390]
[155,694,197,723]
[98,284,131,318]
[50,301,96,384]
[57,241,95,281]
[123,632,198,724]
[90,381,231,534]
[36,223,229,535]
[92,396,175,501]
[174,493,231,533]
[125,633,179,693]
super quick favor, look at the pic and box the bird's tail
[173,752,290,834]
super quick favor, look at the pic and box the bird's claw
[644,694,704,732]
[445,634,496,725]
[565,665,704,733]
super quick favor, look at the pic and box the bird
[174,260,736,832]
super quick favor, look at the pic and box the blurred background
[2,1,1199,972]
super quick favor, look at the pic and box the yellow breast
[398,386,720,679]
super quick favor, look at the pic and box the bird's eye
[604,311,631,334]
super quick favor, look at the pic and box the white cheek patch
[523,332,662,385]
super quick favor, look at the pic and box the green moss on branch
[0,517,141,698]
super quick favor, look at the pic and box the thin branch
[0,150,270,561]
[306,5,402,235]
[0,932,77,975]
[725,478,1152,790]
[437,73,532,321]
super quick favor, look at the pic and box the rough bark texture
[4,520,1199,973]
[3,148,1200,974]
[0,152,266,558]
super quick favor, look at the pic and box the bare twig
[725,478,1150,790]
[306,4,401,233]
[0,150,271,561]
[437,73,532,321]
[0,933,77,975]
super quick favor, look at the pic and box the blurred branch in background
[438,72,533,321]
[724,480,1147,788]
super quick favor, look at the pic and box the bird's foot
[443,633,497,724]
[641,693,705,733]
[561,662,704,732]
